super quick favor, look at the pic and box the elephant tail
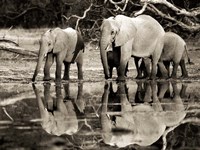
[184,45,194,65]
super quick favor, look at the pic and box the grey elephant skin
[100,81,186,148]
[32,27,84,82]
[158,32,190,78]
[100,14,165,81]
[139,32,191,79]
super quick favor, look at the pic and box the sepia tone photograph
[0,0,200,149]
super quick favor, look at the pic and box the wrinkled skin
[32,27,84,82]
[100,15,165,81]
[100,81,186,148]
[32,82,87,136]
[138,32,191,79]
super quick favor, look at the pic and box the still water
[0,80,200,150]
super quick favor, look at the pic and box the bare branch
[108,0,129,11]
[0,43,38,57]
[134,2,148,16]
[62,2,93,30]
[148,4,200,32]
[108,0,127,5]
[141,0,200,17]
[0,39,19,46]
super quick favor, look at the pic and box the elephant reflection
[100,81,187,148]
[32,82,85,136]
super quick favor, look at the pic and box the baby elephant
[107,51,129,78]
[32,27,84,82]
[158,32,191,79]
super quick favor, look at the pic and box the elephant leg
[180,84,187,98]
[44,53,54,81]
[171,62,179,79]
[164,61,171,77]
[125,63,129,77]
[77,61,83,80]
[135,81,144,103]
[55,54,63,82]
[143,81,152,103]
[117,43,131,81]
[180,59,188,78]
[117,62,128,81]
[157,61,168,79]
[134,57,143,79]
[157,61,170,78]
[156,65,162,78]
[157,81,170,99]
[63,61,70,80]
[151,80,163,111]
[43,83,54,111]
[63,82,70,101]
[150,57,158,80]
[150,41,165,80]
[143,58,151,78]
[76,53,83,80]
[109,67,113,78]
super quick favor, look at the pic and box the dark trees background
[0,0,199,40]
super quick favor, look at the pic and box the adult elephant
[100,14,166,81]
[32,27,84,82]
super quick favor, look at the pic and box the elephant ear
[52,28,68,54]
[114,15,137,47]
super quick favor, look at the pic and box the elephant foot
[135,75,144,79]
[171,75,178,79]
[105,75,111,80]
[55,78,62,83]
[180,74,189,79]
[78,76,83,80]
[159,75,169,80]
[116,76,126,82]
[149,75,157,80]
[43,76,53,81]
[32,77,36,82]
[62,76,70,80]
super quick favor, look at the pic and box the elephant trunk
[32,46,46,82]
[101,83,112,132]
[100,34,110,79]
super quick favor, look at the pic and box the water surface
[0,80,200,150]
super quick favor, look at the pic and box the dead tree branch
[148,4,200,32]
[0,43,38,57]
[0,39,19,46]
[62,3,93,30]
[104,0,130,11]
[141,0,200,17]
[134,2,148,16]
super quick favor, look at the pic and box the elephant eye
[111,30,115,35]
[48,42,51,46]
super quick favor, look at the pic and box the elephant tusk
[106,114,110,120]
[105,43,111,51]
